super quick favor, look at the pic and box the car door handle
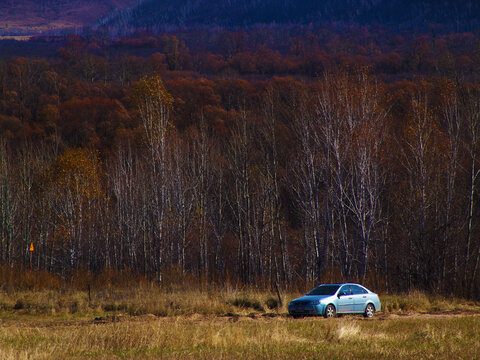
[363,296,367,298]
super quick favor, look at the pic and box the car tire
[364,303,375,318]
[324,304,336,318]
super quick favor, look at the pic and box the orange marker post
[29,242,34,270]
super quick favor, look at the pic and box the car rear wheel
[364,303,375,318]
[324,304,336,318]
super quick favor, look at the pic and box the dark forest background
[1,1,480,297]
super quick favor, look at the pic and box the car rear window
[351,285,368,294]
[307,285,340,296]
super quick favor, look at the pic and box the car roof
[317,283,365,287]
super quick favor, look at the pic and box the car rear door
[351,285,368,312]
[337,285,354,313]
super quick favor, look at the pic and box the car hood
[290,295,334,303]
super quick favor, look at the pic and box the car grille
[293,301,311,306]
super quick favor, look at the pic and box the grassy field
[0,288,479,359]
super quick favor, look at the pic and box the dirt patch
[2,310,479,329]
[376,311,480,320]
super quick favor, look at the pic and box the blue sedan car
[288,283,381,318]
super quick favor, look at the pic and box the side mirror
[337,293,343,298]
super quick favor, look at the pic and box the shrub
[265,297,279,310]
[231,298,264,312]
[68,301,81,313]
[13,299,25,310]
[103,303,127,312]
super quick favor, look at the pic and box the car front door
[337,285,354,313]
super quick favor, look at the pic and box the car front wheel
[364,303,375,318]
[324,304,336,318]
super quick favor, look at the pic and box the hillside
[98,0,480,32]
[0,0,136,35]
[2,0,479,36]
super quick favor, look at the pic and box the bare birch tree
[132,75,173,281]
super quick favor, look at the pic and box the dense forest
[1,23,480,297]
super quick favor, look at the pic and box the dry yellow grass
[0,287,478,319]
[0,286,288,319]
[0,288,479,358]
[1,313,480,359]
[381,290,480,314]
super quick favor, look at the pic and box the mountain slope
[0,0,137,35]
[99,0,480,32]
[2,0,479,36]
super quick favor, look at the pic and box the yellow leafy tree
[131,75,174,145]
[49,148,103,268]
[53,148,102,202]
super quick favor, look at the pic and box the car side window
[350,285,363,295]
[339,285,351,296]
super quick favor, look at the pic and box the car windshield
[306,285,340,296]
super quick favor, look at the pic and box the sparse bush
[69,301,79,313]
[266,297,279,310]
[128,306,148,316]
[231,298,264,312]
[13,299,25,310]
[103,303,127,312]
